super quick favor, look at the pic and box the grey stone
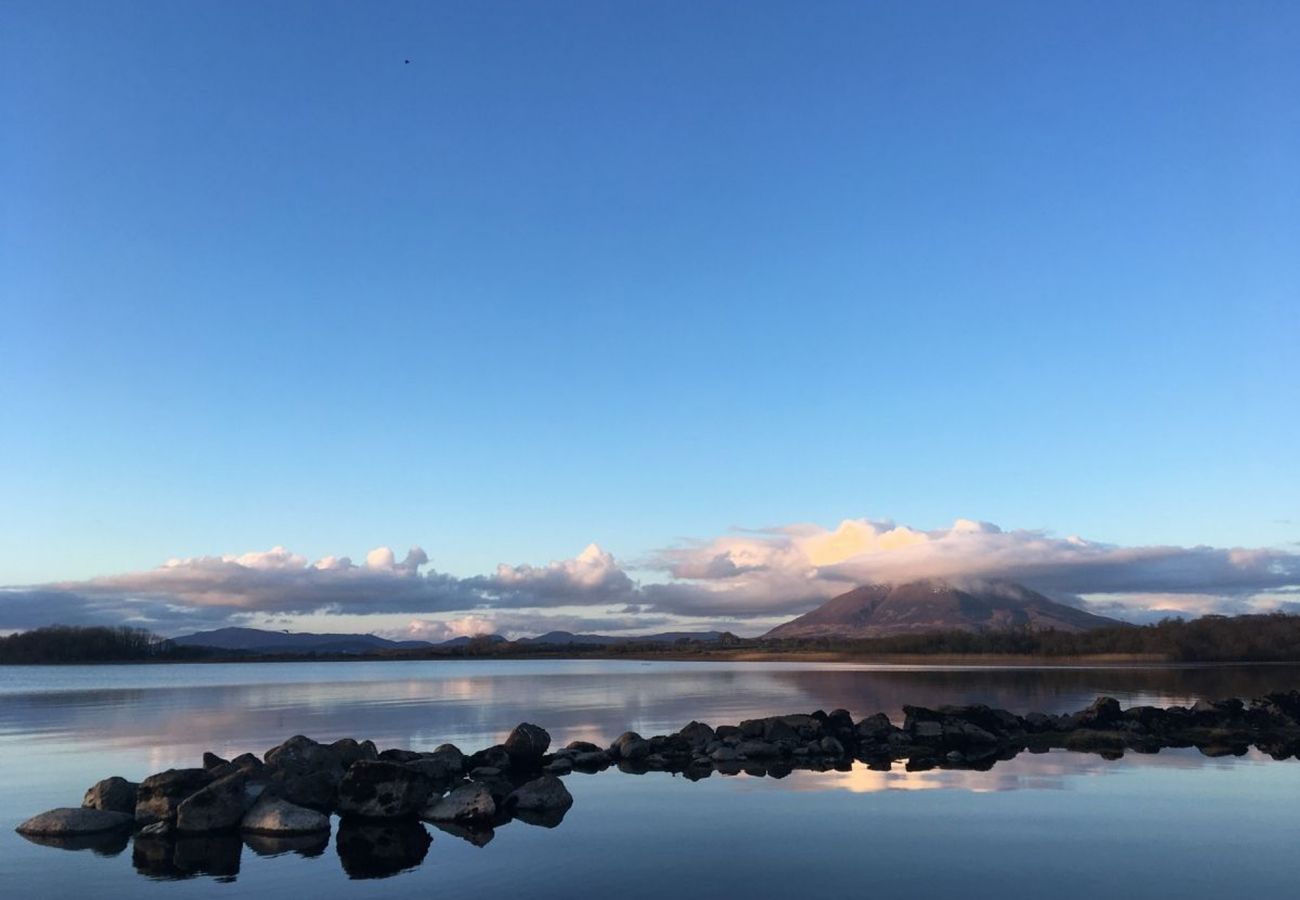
[135,768,215,825]
[508,775,573,812]
[17,807,133,836]
[176,772,248,832]
[82,776,138,814]
[241,794,330,835]
[337,760,433,818]
[504,722,551,763]
[421,782,496,823]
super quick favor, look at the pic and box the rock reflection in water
[133,832,242,880]
[336,818,432,879]
[243,829,330,858]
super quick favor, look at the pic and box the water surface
[3,659,1298,897]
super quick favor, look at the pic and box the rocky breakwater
[16,693,1300,877]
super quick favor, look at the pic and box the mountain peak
[763,578,1119,640]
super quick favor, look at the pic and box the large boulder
[1076,696,1122,728]
[421,782,496,823]
[135,768,215,825]
[82,776,138,814]
[241,794,330,835]
[210,753,265,781]
[610,732,651,761]
[17,807,134,836]
[176,772,248,832]
[266,767,338,813]
[678,722,716,748]
[330,738,378,768]
[504,723,551,764]
[336,761,433,818]
[265,735,343,775]
[508,775,573,812]
[406,746,465,784]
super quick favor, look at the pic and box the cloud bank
[3,517,1298,636]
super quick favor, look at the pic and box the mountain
[171,627,434,655]
[169,627,728,654]
[764,579,1121,640]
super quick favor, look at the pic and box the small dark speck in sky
[404,59,411,64]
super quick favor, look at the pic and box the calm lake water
[3,659,1300,898]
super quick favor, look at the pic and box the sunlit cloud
[2,516,1297,635]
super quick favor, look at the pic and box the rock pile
[16,694,1300,876]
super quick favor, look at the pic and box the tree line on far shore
[0,625,207,664]
[4,613,1300,664]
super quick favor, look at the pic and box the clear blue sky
[3,0,1297,586]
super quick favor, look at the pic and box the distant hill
[170,626,728,654]
[517,630,728,646]
[171,627,434,655]
[764,579,1120,640]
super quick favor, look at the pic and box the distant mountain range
[172,580,1113,654]
[764,578,1119,640]
[170,627,435,655]
[170,626,728,655]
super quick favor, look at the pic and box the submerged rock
[17,807,134,836]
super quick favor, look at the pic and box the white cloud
[4,517,1298,635]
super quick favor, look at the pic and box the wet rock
[210,752,265,781]
[405,749,464,785]
[241,794,330,835]
[610,732,651,761]
[16,807,134,836]
[330,738,378,768]
[266,766,338,813]
[1076,696,1122,728]
[504,722,551,764]
[176,771,248,832]
[377,747,423,763]
[82,776,138,815]
[337,760,433,818]
[735,740,779,758]
[544,757,573,775]
[678,721,716,748]
[572,750,612,769]
[466,744,513,771]
[856,713,896,741]
[565,740,602,753]
[508,774,573,812]
[203,752,229,770]
[135,768,215,825]
[422,782,496,823]
[265,735,343,775]
[336,819,431,879]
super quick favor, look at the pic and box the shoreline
[6,651,1300,668]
